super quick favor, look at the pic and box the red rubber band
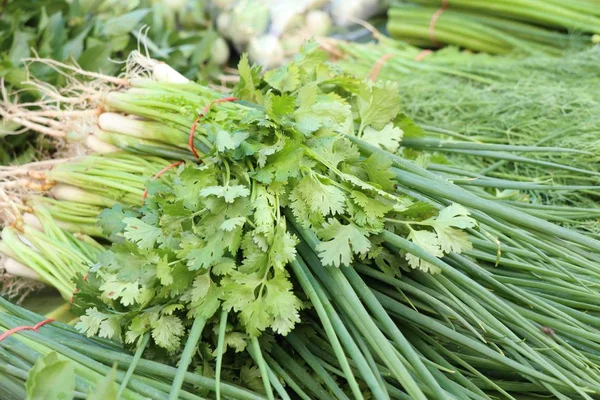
[189,116,202,159]
[368,53,394,82]
[0,318,54,342]
[414,49,433,62]
[70,288,79,304]
[188,97,238,159]
[142,161,185,203]
[429,0,449,46]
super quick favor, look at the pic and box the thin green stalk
[215,310,228,400]
[117,333,150,400]
[168,317,207,400]
[264,355,312,400]
[249,337,275,400]
[270,344,334,400]
[289,258,365,400]
[286,333,351,400]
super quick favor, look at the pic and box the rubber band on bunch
[188,97,238,158]
[0,318,54,342]
[429,0,450,46]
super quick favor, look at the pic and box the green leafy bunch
[0,0,222,91]
[74,43,476,355]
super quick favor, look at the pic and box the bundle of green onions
[0,0,230,167]
[0,298,270,400]
[387,0,600,54]
[2,45,600,398]
[0,204,102,300]
[0,153,175,207]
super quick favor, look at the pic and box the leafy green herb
[73,43,476,358]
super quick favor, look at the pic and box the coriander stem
[168,317,207,400]
[118,333,150,400]
[215,310,228,400]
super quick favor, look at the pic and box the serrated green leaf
[123,217,162,250]
[405,229,443,273]
[156,256,174,286]
[291,174,346,217]
[316,219,371,267]
[361,122,404,152]
[361,153,397,191]
[151,314,185,352]
[200,185,250,203]
[424,203,476,254]
[357,80,400,134]
[264,64,300,93]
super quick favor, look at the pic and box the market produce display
[1,1,600,399]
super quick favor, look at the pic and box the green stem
[215,310,228,400]
[249,337,274,400]
[168,317,207,400]
[118,333,149,400]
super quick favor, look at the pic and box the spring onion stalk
[0,153,176,209]
[404,0,600,32]
[0,206,101,299]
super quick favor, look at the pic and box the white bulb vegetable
[248,35,285,69]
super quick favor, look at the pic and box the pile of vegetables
[325,38,600,215]
[0,0,228,165]
[387,0,600,54]
[1,42,600,399]
[213,0,385,68]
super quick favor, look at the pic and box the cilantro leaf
[405,229,443,274]
[252,142,304,184]
[99,204,138,236]
[264,64,300,93]
[361,122,404,153]
[151,314,185,352]
[156,257,174,286]
[200,185,250,203]
[357,80,400,134]
[294,85,351,135]
[123,217,162,250]
[236,53,263,104]
[75,307,120,340]
[316,219,371,267]
[291,175,346,217]
[424,203,476,253]
[361,153,397,192]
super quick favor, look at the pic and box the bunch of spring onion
[0,203,103,300]
[326,39,600,217]
[0,152,177,300]
[0,0,231,166]
[0,153,175,209]
[0,297,272,400]
[387,0,600,54]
